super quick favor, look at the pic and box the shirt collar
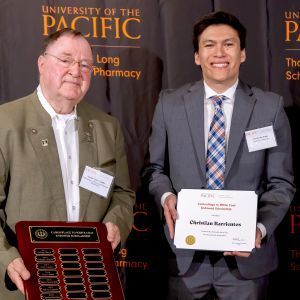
[36,85,77,121]
[204,80,238,103]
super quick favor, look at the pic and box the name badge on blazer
[245,125,277,152]
[79,166,114,198]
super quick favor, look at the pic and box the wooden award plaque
[15,221,125,300]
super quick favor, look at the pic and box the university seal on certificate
[174,189,258,252]
[185,235,196,246]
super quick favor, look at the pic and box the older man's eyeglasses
[44,52,93,73]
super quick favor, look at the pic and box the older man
[0,28,135,298]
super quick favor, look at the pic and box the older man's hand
[7,257,30,294]
[105,222,121,250]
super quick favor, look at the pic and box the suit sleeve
[0,145,21,281]
[257,97,295,237]
[146,91,175,210]
[102,122,135,245]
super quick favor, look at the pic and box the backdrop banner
[0,1,299,299]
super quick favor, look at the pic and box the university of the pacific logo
[35,229,48,240]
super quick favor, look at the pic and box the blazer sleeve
[256,96,295,237]
[0,145,21,281]
[102,121,136,245]
[146,91,176,210]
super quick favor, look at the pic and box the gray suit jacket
[148,80,295,279]
[0,92,135,299]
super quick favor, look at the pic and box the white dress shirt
[37,86,80,222]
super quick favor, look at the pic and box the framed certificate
[15,221,124,300]
[174,189,258,252]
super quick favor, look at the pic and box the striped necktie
[206,95,226,189]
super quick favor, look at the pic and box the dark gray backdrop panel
[159,0,212,88]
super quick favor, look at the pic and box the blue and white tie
[206,95,226,189]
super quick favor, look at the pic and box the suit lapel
[225,82,256,179]
[183,82,206,182]
[29,94,67,220]
[77,110,98,221]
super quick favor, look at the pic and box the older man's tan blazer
[0,92,135,299]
